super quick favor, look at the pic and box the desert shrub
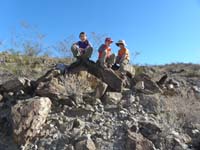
[160,92,200,130]
[185,70,200,78]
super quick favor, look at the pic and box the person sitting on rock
[115,40,130,73]
[71,32,93,61]
[97,37,115,68]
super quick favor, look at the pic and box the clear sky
[0,0,200,64]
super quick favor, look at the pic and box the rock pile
[0,61,199,150]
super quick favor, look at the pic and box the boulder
[98,68,123,92]
[138,94,161,114]
[104,92,123,105]
[94,82,108,98]
[126,130,155,150]
[138,120,162,146]
[11,97,52,145]
[75,136,96,150]
[0,77,31,92]
[36,68,109,100]
[123,64,135,78]
[183,122,200,149]
[36,77,66,100]
[134,74,162,94]
[69,60,124,92]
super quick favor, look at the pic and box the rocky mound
[0,60,200,150]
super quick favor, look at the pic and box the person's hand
[86,45,90,49]
[79,48,84,51]
[78,48,85,55]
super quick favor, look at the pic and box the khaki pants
[116,56,129,73]
[98,51,116,67]
[71,44,93,59]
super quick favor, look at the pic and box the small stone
[192,129,200,134]
[73,118,85,130]
[135,81,145,90]
[75,136,96,150]
[104,92,123,105]
[167,84,174,89]
[126,130,155,150]
[192,86,200,93]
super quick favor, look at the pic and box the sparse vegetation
[0,53,72,78]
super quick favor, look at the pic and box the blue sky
[0,0,200,64]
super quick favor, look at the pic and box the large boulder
[11,97,52,145]
[126,130,155,150]
[138,120,162,147]
[69,61,124,92]
[0,77,31,92]
[123,64,135,78]
[36,69,109,100]
[134,74,162,94]
[138,94,162,114]
[36,77,66,100]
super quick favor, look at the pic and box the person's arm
[98,44,106,52]
[119,54,127,64]
[73,41,85,51]
[72,41,79,47]
[86,40,93,49]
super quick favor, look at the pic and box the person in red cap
[97,37,116,68]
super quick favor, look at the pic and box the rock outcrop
[0,60,199,150]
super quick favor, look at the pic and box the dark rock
[0,77,31,93]
[134,73,162,94]
[138,94,161,114]
[69,60,124,92]
[156,74,168,87]
[138,120,162,146]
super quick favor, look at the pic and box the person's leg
[82,47,93,59]
[98,51,107,68]
[107,53,116,67]
[115,56,121,64]
[119,59,129,73]
[71,45,80,58]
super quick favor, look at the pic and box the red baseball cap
[105,37,113,43]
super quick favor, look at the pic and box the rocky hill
[0,53,200,150]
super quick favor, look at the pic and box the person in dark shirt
[71,32,93,61]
